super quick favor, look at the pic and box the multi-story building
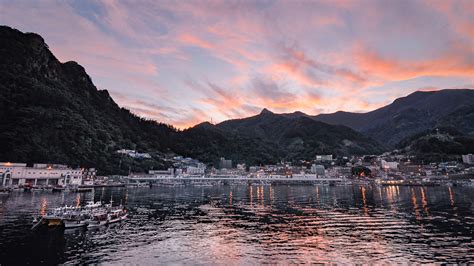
[331,166,352,177]
[149,168,175,178]
[0,162,83,187]
[381,160,399,170]
[82,168,97,185]
[186,165,205,175]
[462,154,474,165]
[219,157,232,169]
[398,162,422,175]
[310,164,325,176]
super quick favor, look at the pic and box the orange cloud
[354,44,474,81]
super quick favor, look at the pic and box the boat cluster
[31,201,127,231]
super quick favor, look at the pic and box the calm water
[0,185,473,264]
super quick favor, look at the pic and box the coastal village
[1,151,473,191]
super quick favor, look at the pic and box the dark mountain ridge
[314,89,474,146]
[215,109,383,159]
[397,127,474,162]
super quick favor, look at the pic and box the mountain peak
[260,108,273,115]
[292,111,306,116]
[193,121,214,129]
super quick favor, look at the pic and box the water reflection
[40,197,47,217]
[360,186,369,215]
[411,188,421,221]
[420,188,430,216]
[0,185,473,264]
[448,187,455,207]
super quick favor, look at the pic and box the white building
[310,164,325,176]
[82,168,97,185]
[149,168,175,178]
[187,165,205,175]
[462,154,474,165]
[219,157,232,169]
[117,149,151,159]
[381,160,399,170]
[0,162,83,187]
[315,155,333,162]
[236,164,246,171]
[292,173,343,181]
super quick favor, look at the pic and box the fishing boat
[31,215,65,231]
[84,201,102,209]
[64,218,89,229]
[87,211,108,228]
[62,212,90,229]
[32,200,127,231]
[0,188,11,194]
[107,207,128,224]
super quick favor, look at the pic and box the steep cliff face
[0,26,177,174]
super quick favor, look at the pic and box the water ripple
[0,185,473,264]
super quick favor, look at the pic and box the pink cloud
[178,33,214,50]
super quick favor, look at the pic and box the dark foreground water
[0,185,473,264]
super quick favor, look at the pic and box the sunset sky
[1,0,473,128]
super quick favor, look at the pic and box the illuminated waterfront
[0,185,473,264]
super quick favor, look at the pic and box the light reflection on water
[0,185,473,264]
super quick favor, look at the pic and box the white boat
[107,208,128,224]
[84,201,102,209]
[62,211,90,229]
[64,219,89,229]
[87,212,109,228]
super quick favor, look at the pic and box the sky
[0,0,473,128]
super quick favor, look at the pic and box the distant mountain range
[1,25,473,174]
[314,89,474,146]
[181,108,383,164]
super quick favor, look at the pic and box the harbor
[0,185,473,264]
